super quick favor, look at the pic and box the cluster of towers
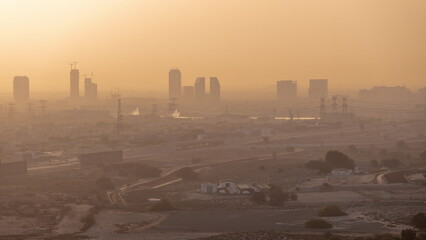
[277,79,328,103]
[169,69,221,104]
[70,62,98,101]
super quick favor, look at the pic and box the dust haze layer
[0,0,425,94]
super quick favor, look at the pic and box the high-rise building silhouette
[209,77,221,104]
[194,77,206,103]
[70,65,80,99]
[84,77,98,101]
[169,69,181,99]
[13,76,30,105]
[309,79,328,99]
[182,86,195,103]
[277,80,297,103]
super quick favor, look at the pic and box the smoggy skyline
[1,0,425,94]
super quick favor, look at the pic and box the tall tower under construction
[70,63,80,99]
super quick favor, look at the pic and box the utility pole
[332,96,337,112]
[320,98,325,119]
[152,104,158,118]
[342,97,347,113]
[289,109,294,121]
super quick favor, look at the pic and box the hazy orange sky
[0,0,425,94]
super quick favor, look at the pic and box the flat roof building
[194,77,206,103]
[277,80,297,103]
[309,79,328,99]
[13,76,30,105]
[169,69,181,99]
[210,77,221,104]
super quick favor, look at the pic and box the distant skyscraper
[182,86,195,103]
[84,77,98,101]
[13,76,30,105]
[209,77,221,104]
[169,69,181,99]
[194,77,206,103]
[70,66,80,99]
[277,80,297,103]
[309,79,328,98]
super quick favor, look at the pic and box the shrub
[150,199,175,212]
[250,192,266,204]
[318,205,347,217]
[305,218,332,229]
[289,193,298,201]
[324,151,355,170]
[286,146,295,152]
[410,213,426,229]
[268,186,289,206]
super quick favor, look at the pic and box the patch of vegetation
[150,199,175,212]
[80,206,100,232]
[318,205,347,217]
[250,192,266,204]
[268,185,289,206]
[304,218,333,229]
[305,150,355,174]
